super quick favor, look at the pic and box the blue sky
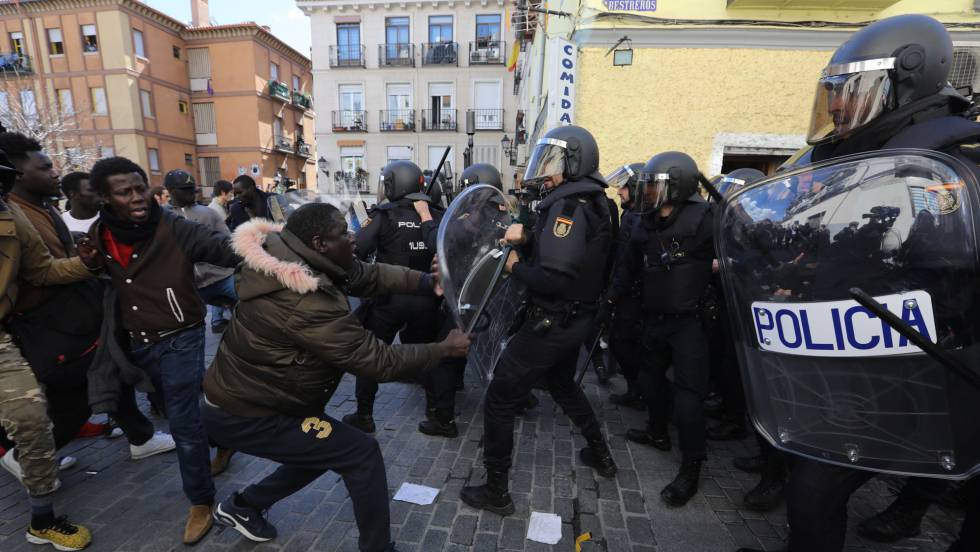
[142,0,312,56]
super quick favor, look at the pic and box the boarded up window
[199,157,220,188]
[192,102,216,134]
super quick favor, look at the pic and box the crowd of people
[0,12,978,552]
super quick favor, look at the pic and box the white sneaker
[1,449,61,491]
[59,456,77,471]
[130,432,176,460]
[108,427,124,439]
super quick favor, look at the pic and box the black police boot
[743,470,786,512]
[460,470,515,516]
[418,409,459,438]
[516,392,539,415]
[610,387,645,411]
[661,457,702,507]
[579,438,617,478]
[342,413,376,434]
[626,424,671,451]
[706,418,748,441]
[857,493,930,543]
[733,453,765,473]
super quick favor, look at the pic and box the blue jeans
[129,325,215,505]
[198,276,237,330]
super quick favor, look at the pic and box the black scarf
[99,200,162,245]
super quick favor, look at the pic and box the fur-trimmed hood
[231,219,320,295]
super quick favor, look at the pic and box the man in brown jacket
[0,149,99,551]
[203,203,471,551]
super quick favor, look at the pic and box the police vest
[372,203,432,271]
[641,201,713,314]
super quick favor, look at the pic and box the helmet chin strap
[698,173,724,203]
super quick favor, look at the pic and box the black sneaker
[342,413,376,434]
[743,475,785,512]
[626,427,672,451]
[214,493,277,542]
[418,418,459,438]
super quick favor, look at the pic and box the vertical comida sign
[546,37,577,128]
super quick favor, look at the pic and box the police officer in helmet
[620,151,716,507]
[460,125,617,515]
[605,163,648,408]
[736,14,980,552]
[344,161,443,433]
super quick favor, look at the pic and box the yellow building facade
[511,0,980,178]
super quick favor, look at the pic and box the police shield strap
[715,149,980,479]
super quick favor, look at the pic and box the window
[9,32,24,55]
[172,45,180,59]
[148,148,160,173]
[270,62,279,82]
[178,100,188,113]
[99,146,114,158]
[387,146,412,165]
[132,29,145,58]
[427,146,453,175]
[0,92,8,115]
[81,24,98,52]
[140,90,154,118]
[339,84,363,112]
[57,89,73,116]
[193,102,217,145]
[476,14,502,43]
[90,87,107,115]
[200,157,220,188]
[20,89,36,118]
[386,16,410,45]
[184,153,193,165]
[273,116,283,138]
[429,16,453,43]
[188,48,211,92]
[336,23,360,63]
[292,75,300,91]
[385,83,412,129]
[47,28,64,55]
[339,146,365,188]
[295,124,304,140]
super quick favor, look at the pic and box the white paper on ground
[526,511,562,544]
[392,482,440,505]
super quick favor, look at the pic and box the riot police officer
[621,151,716,507]
[605,163,648,409]
[344,161,442,433]
[412,163,506,437]
[460,126,617,516]
[736,14,980,552]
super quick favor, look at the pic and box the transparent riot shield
[437,184,525,383]
[267,189,366,228]
[716,149,980,479]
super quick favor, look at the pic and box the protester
[150,185,170,207]
[208,180,233,221]
[60,172,100,235]
[227,175,270,231]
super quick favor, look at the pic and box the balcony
[469,40,505,65]
[332,110,368,132]
[296,141,312,158]
[333,172,370,193]
[421,109,457,132]
[291,92,313,110]
[422,42,458,66]
[0,53,32,75]
[469,109,504,131]
[274,135,293,153]
[268,80,290,102]
[380,110,416,132]
[379,43,415,67]
[330,45,366,68]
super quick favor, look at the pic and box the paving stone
[449,514,478,545]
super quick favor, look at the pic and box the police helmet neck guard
[807,14,953,146]
[523,125,601,188]
[461,163,503,191]
[382,161,425,202]
[636,151,701,214]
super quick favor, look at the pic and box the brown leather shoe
[210,448,235,476]
[183,504,214,545]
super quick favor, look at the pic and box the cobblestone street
[0,329,964,552]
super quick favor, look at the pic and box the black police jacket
[609,210,643,300]
[356,199,440,272]
[511,179,613,311]
[620,195,715,315]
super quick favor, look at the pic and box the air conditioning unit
[951,47,980,95]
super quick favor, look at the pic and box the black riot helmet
[717,168,766,197]
[807,14,953,145]
[605,162,644,208]
[460,163,502,190]
[381,160,426,202]
[635,151,700,214]
[523,125,602,188]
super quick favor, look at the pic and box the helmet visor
[807,59,895,145]
[717,176,747,197]
[605,165,636,189]
[523,139,566,186]
[634,172,670,214]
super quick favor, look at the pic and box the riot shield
[437,184,525,383]
[267,189,365,228]
[716,149,980,479]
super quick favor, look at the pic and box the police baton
[575,324,605,386]
[426,146,452,197]
[849,287,980,391]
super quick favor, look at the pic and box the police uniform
[608,209,646,405]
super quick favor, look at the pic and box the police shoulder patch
[554,216,573,238]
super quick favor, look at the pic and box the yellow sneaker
[26,517,92,551]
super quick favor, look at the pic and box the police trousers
[0,331,57,497]
[424,312,465,414]
[639,314,710,459]
[609,296,644,384]
[355,294,440,414]
[204,403,391,552]
[483,308,604,473]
